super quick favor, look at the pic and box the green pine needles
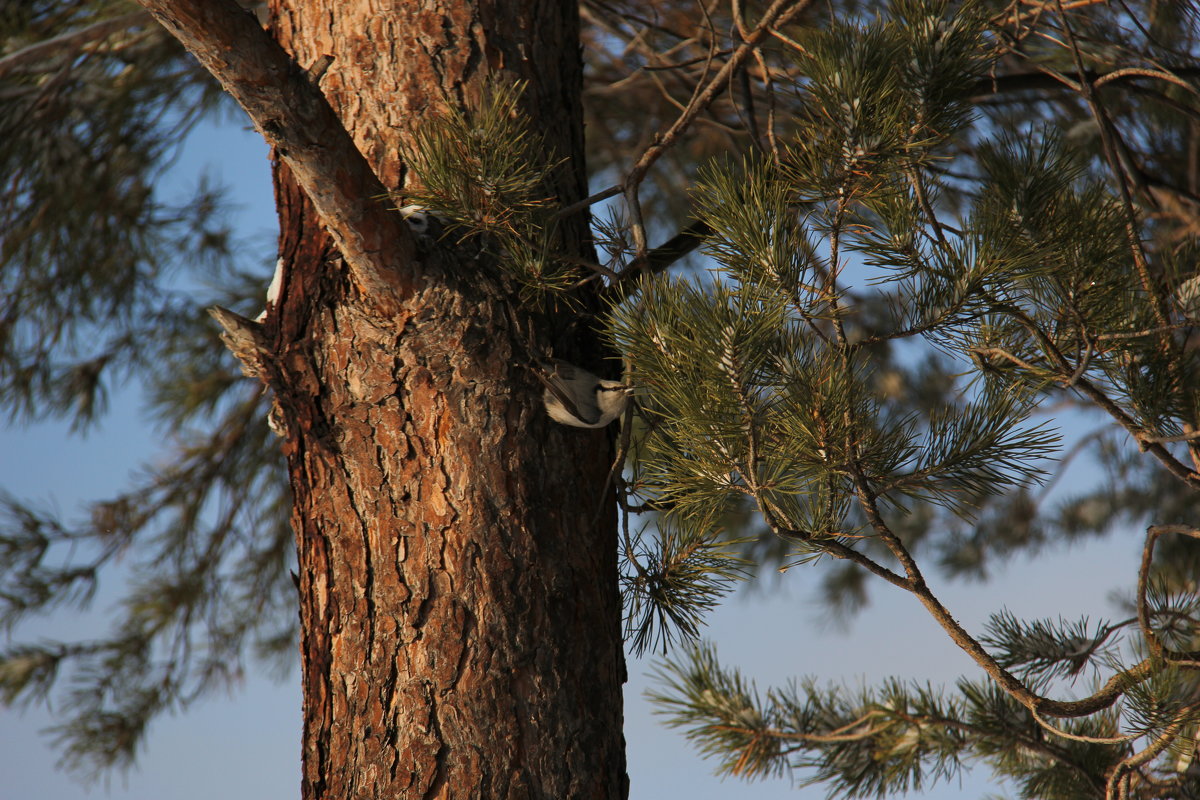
[398,80,587,299]
[383,3,1200,796]
[601,2,1200,798]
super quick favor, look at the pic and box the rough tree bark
[140,0,628,798]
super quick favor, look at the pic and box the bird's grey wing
[563,381,603,425]
[537,362,602,425]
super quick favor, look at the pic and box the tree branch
[134,0,417,309]
[969,65,1200,99]
[1106,702,1200,800]
[842,434,1159,719]
[622,0,815,252]
[1138,524,1200,663]
[815,538,910,590]
[604,219,714,302]
[0,10,154,78]
[985,298,1200,490]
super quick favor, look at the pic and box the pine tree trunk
[260,1,627,797]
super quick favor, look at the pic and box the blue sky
[0,107,1143,800]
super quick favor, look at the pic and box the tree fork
[141,0,628,798]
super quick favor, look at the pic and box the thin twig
[1096,324,1188,341]
[970,346,1045,374]
[1094,67,1200,95]
[1053,0,1171,333]
[736,62,763,151]
[992,0,1110,27]
[751,47,780,161]
[1105,703,1200,800]
[641,50,736,71]
[622,0,815,224]
[769,27,807,55]
[1034,427,1107,503]
[595,389,638,529]
[554,253,622,281]
[554,184,623,221]
[1030,707,1136,745]
[1139,429,1200,445]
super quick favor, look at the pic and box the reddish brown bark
[144,0,628,796]
[258,1,627,799]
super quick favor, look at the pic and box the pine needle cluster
[605,1,1200,797]
[398,81,585,299]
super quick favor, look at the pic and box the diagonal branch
[842,417,1159,719]
[995,300,1200,490]
[604,219,714,303]
[0,9,154,78]
[1052,0,1170,331]
[134,0,417,310]
[968,65,1200,99]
